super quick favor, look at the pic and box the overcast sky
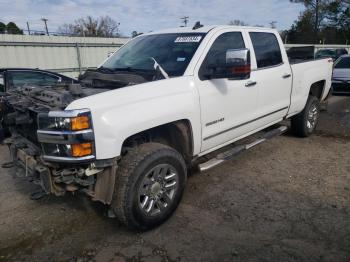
[0,0,304,36]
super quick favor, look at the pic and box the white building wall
[0,34,129,78]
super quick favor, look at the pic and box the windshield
[102,33,206,77]
[335,57,350,69]
[316,49,335,57]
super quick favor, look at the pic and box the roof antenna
[193,21,203,30]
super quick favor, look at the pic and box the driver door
[194,30,259,153]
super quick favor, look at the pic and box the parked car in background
[332,55,350,95]
[315,48,348,61]
[0,68,78,92]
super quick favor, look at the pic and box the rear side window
[335,57,350,69]
[249,32,283,68]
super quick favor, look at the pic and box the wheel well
[309,80,326,100]
[121,120,194,164]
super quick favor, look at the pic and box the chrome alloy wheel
[306,103,318,132]
[138,164,179,216]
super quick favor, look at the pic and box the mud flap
[92,163,117,205]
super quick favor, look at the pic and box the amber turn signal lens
[72,143,93,157]
[71,116,90,131]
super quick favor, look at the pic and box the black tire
[291,95,320,137]
[112,143,187,230]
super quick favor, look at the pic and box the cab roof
[145,25,276,35]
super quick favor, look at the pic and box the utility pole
[26,22,31,35]
[41,18,49,36]
[116,22,120,37]
[180,16,189,27]
[314,0,319,43]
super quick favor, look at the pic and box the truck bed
[288,58,333,117]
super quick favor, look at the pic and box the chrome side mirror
[225,48,251,80]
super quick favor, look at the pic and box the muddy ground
[0,96,349,262]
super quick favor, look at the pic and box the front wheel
[112,143,187,230]
[291,95,320,137]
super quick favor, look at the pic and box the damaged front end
[0,84,118,204]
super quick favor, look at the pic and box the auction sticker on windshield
[175,36,202,43]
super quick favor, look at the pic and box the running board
[198,125,288,172]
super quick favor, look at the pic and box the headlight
[37,109,95,162]
[71,116,90,131]
[72,142,93,157]
[38,110,91,131]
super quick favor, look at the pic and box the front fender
[66,77,201,160]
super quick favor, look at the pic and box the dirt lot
[0,96,349,262]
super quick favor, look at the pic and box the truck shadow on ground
[1,96,349,261]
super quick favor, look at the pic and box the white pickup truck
[1,25,332,230]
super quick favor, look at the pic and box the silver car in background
[332,55,350,95]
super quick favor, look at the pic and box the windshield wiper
[108,67,152,73]
[97,66,115,73]
[150,57,169,79]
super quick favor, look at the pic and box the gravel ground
[0,96,349,262]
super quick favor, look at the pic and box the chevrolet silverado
[0,25,333,230]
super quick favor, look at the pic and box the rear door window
[7,71,60,89]
[249,32,283,68]
[335,57,350,69]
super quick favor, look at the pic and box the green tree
[228,20,249,26]
[290,0,330,42]
[288,0,350,44]
[326,0,350,42]
[287,11,316,43]
[131,31,143,38]
[0,22,6,33]
[6,22,23,34]
[58,16,120,37]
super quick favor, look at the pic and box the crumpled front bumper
[3,135,118,204]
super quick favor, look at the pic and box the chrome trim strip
[203,106,288,141]
[48,109,90,118]
[251,62,284,71]
[37,130,94,144]
[37,129,93,135]
[43,155,95,163]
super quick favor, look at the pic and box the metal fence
[285,44,350,53]
[0,34,128,78]
[1,34,349,79]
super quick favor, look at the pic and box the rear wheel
[291,95,320,137]
[112,143,187,230]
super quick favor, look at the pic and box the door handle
[245,80,257,87]
[282,73,291,79]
